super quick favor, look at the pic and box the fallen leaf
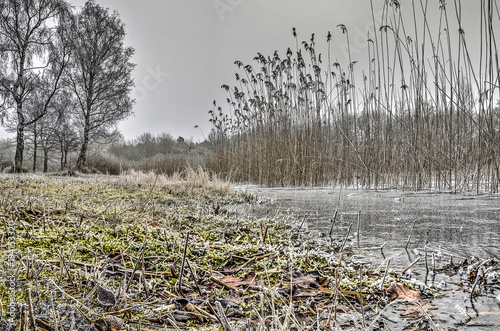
[110,327,127,331]
[92,320,107,331]
[353,305,372,313]
[317,286,367,298]
[216,297,241,308]
[220,271,258,289]
[395,301,436,318]
[386,282,422,301]
[147,220,160,227]
[105,315,125,330]
[291,271,321,288]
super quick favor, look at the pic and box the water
[233,185,500,329]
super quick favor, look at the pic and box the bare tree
[0,0,71,172]
[66,0,134,170]
[53,116,78,171]
[31,93,66,172]
[51,90,79,171]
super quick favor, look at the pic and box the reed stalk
[209,1,500,193]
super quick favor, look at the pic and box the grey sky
[0,1,482,142]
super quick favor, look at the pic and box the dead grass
[120,167,230,196]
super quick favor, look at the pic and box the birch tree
[0,0,70,172]
[67,0,134,169]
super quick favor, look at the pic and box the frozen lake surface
[234,186,500,267]
[232,185,500,329]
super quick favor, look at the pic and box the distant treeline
[106,132,212,174]
[0,132,213,175]
[108,132,207,160]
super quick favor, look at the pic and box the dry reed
[209,0,500,193]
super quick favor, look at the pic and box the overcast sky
[0,1,482,142]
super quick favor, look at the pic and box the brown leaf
[92,320,107,331]
[395,301,436,318]
[147,220,160,227]
[291,271,321,288]
[105,316,125,330]
[386,282,422,301]
[220,271,258,289]
[109,326,127,331]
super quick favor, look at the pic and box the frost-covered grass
[0,173,494,330]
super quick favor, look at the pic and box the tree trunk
[32,123,37,172]
[60,143,64,170]
[14,82,26,173]
[76,118,90,169]
[77,136,88,169]
[14,123,25,173]
[43,147,49,173]
[63,147,68,169]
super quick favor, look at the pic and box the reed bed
[209,0,500,193]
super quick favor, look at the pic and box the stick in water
[340,223,352,252]
[356,209,361,247]
[380,259,390,291]
[424,246,429,273]
[380,242,386,254]
[402,257,421,275]
[405,219,416,250]
[328,209,339,239]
